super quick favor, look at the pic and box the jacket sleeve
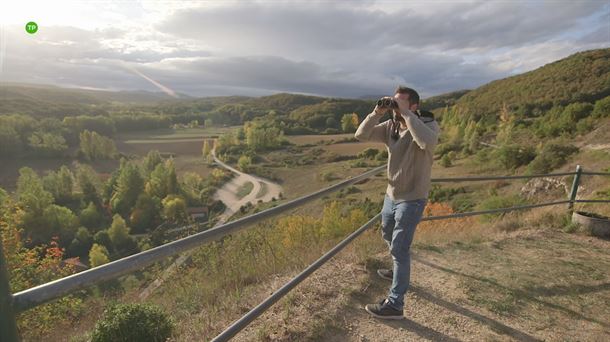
[401,110,440,150]
[354,112,389,144]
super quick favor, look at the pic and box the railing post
[0,239,20,341]
[568,164,582,211]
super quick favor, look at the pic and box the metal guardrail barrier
[1,164,609,341]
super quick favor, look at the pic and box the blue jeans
[380,194,427,310]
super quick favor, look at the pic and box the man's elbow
[417,136,439,150]
[354,130,367,141]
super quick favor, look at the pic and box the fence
[1,164,609,341]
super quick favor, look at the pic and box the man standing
[354,86,440,319]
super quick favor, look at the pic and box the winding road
[139,141,283,300]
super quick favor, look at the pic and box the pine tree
[89,243,110,267]
[108,214,130,248]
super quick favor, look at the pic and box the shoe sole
[376,269,393,281]
[364,305,405,320]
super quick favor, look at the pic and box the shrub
[526,144,579,174]
[429,184,466,203]
[358,148,379,159]
[476,194,527,222]
[592,96,610,118]
[320,171,338,182]
[435,141,462,157]
[449,194,475,213]
[440,154,452,167]
[375,150,388,160]
[492,144,536,170]
[91,303,174,342]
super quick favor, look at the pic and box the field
[10,123,610,341]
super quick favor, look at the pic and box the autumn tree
[341,113,359,133]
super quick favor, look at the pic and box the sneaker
[377,268,393,281]
[365,298,404,320]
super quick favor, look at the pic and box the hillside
[454,48,610,120]
[0,83,191,117]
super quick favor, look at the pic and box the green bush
[492,144,536,170]
[320,171,338,181]
[526,143,579,174]
[358,148,379,159]
[440,154,452,167]
[435,141,462,157]
[429,184,466,203]
[375,150,388,161]
[91,303,174,342]
[449,194,475,213]
[592,96,610,118]
[476,194,527,222]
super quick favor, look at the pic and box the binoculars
[377,97,399,109]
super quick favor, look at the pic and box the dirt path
[139,144,283,300]
[211,146,283,216]
[223,228,610,342]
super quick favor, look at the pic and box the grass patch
[236,181,254,199]
[256,182,268,199]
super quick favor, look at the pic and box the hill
[0,83,191,117]
[454,48,610,120]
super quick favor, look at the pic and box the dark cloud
[1,1,608,98]
[158,1,606,53]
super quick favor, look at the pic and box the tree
[16,167,55,245]
[76,163,102,207]
[237,155,252,172]
[143,150,163,175]
[326,117,338,129]
[79,202,102,229]
[244,121,284,151]
[161,195,188,224]
[93,230,113,253]
[202,140,212,158]
[28,131,68,157]
[0,125,23,157]
[0,187,7,206]
[145,159,178,199]
[110,162,144,218]
[42,204,79,246]
[79,130,117,160]
[1,196,82,336]
[129,193,160,234]
[108,214,130,248]
[341,113,359,133]
[89,243,110,267]
[42,166,74,205]
[592,96,610,118]
[17,167,54,215]
[68,227,93,258]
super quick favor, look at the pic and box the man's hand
[373,104,389,117]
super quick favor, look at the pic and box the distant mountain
[0,83,192,116]
[358,94,387,101]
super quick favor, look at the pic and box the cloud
[0,1,608,98]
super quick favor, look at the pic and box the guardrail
[1,164,609,341]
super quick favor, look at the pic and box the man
[354,86,440,319]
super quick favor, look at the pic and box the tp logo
[26,22,38,34]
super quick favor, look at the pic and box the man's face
[393,93,417,114]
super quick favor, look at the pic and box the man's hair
[395,86,420,105]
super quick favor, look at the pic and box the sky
[0,0,608,99]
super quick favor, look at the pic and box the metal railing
[1,164,609,341]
